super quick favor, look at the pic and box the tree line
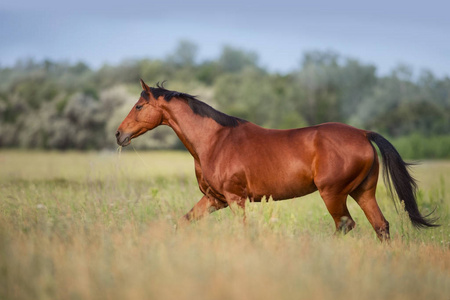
[0,41,449,158]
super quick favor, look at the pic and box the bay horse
[116,79,438,241]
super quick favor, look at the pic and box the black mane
[149,82,246,128]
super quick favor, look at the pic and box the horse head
[116,79,164,146]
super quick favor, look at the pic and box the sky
[1,0,449,77]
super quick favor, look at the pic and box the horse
[115,79,438,241]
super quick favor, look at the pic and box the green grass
[0,150,449,300]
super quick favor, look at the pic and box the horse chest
[194,165,225,200]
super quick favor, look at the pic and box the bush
[391,134,450,159]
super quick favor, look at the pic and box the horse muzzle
[115,130,131,147]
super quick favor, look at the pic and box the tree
[0,45,449,155]
[218,46,259,73]
[296,52,340,124]
[166,40,199,67]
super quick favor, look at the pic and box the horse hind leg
[319,191,356,235]
[350,178,390,242]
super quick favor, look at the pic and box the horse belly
[216,125,318,202]
[246,161,316,201]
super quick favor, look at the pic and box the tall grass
[0,150,449,300]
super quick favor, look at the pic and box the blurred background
[1,0,449,158]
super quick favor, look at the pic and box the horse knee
[181,196,227,224]
[177,213,192,228]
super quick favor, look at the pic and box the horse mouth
[117,136,131,147]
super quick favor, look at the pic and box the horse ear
[140,79,150,93]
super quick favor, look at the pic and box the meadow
[0,150,449,300]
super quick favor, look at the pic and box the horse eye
[136,105,143,111]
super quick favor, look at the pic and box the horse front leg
[178,195,228,226]
[223,192,247,223]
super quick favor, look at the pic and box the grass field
[0,150,449,300]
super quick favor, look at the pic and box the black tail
[367,132,439,228]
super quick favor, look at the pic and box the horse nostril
[115,131,120,138]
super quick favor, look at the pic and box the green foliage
[369,102,450,137]
[1,41,450,157]
[391,134,450,159]
[218,45,259,73]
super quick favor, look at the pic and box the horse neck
[162,99,227,161]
